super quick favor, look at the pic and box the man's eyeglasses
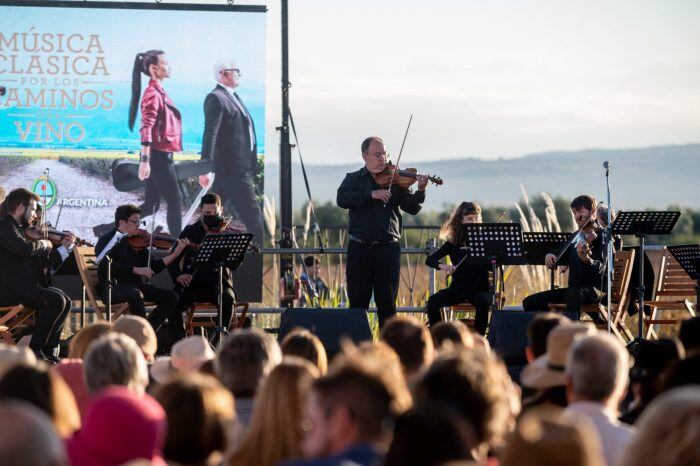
[223,68,241,76]
[127,219,142,226]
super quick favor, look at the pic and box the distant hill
[264,144,700,211]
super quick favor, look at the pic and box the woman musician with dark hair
[128,50,184,236]
[425,202,491,334]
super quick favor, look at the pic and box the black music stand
[611,211,681,345]
[667,244,700,306]
[191,233,253,347]
[523,232,572,290]
[464,223,526,313]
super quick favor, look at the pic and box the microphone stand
[603,161,613,334]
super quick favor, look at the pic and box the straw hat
[0,343,36,377]
[113,316,157,359]
[150,336,215,384]
[521,323,597,389]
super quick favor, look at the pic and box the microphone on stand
[603,161,610,177]
[0,86,6,97]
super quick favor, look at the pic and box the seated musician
[425,202,491,335]
[0,188,72,363]
[300,255,329,306]
[95,204,189,343]
[523,194,607,317]
[169,193,237,330]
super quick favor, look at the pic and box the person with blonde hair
[154,373,234,466]
[67,321,113,359]
[229,357,319,466]
[618,387,700,466]
[113,315,158,363]
[281,328,328,375]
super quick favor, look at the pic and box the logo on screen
[32,176,57,210]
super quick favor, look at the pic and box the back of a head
[313,363,393,443]
[0,401,66,466]
[527,313,571,358]
[281,328,328,375]
[154,373,234,465]
[83,333,149,395]
[679,316,700,356]
[113,316,157,362]
[0,343,36,378]
[501,407,604,466]
[619,387,700,466]
[216,328,282,397]
[68,322,113,359]
[566,333,628,402]
[381,316,435,376]
[663,354,700,390]
[430,320,474,351]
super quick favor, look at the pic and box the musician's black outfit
[95,229,184,339]
[0,214,71,361]
[337,167,425,328]
[168,221,236,330]
[523,226,607,316]
[425,241,491,334]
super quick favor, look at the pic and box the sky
[38,0,700,164]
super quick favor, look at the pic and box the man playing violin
[337,136,429,328]
[523,194,608,317]
[95,204,189,344]
[169,193,238,330]
[0,188,71,363]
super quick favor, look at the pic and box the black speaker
[278,308,373,358]
[487,310,578,382]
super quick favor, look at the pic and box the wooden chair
[185,301,250,336]
[74,246,129,322]
[548,249,636,344]
[641,251,697,339]
[0,304,35,344]
[448,292,505,330]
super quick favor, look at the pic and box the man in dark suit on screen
[199,60,263,237]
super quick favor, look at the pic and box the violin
[372,162,443,189]
[553,215,599,265]
[127,228,180,251]
[24,225,94,248]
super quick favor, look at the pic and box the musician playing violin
[425,202,491,334]
[95,204,189,345]
[169,193,238,330]
[337,136,429,328]
[0,188,71,363]
[523,194,608,318]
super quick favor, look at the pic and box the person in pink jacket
[128,50,184,235]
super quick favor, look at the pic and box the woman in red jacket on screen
[128,50,183,236]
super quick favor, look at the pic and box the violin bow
[384,114,413,207]
[145,203,158,281]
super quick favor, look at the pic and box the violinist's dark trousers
[175,283,236,330]
[103,283,183,336]
[426,287,491,335]
[523,286,604,318]
[346,240,400,328]
[141,150,183,236]
[212,172,263,237]
[21,286,71,354]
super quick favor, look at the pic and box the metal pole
[279,0,294,307]
[604,162,613,334]
[637,234,646,341]
[427,239,437,296]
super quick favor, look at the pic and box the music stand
[611,211,681,345]
[667,244,700,306]
[191,232,253,347]
[523,232,572,290]
[464,223,526,313]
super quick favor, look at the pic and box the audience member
[662,353,700,389]
[151,336,215,385]
[618,387,700,466]
[230,358,319,466]
[565,333,634,466]
[215,329,282,439]
[384,405,477,466]
[0,401,67,466]
[154,373,234,466]
[381,315,435,385]
[678,316,700,356]
[525,312,571,362]
[0,363,80,437]
[281,363,393,466]
[281,328,328,375]
[501,406,604,466]
[430,320,474,351]
[521,323,596,410]
[113,315,158,363]
[83,333,149,395]
[0,343,36,377]
[414,347,516,461]
[67,321,113,359]
[66,386,167,466]
[51,359,90,417]
[620,338,681,424]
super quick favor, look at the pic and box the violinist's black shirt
[95,228,165,290]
